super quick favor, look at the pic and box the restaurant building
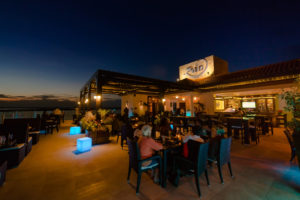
[80,55,300,120]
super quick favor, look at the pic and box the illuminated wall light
[176,96,179,99]
[70,126,81,135]
[139,100,143,106]
[85,99,89,103]
[182,98,185,101]
[77,137,92,152]
[162,98,166,102]
[193,97,197,101]
[77,101,81,105]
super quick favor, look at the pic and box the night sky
[0,1,300,106]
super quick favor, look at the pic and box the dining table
[226,117,251,144]
[156,137,183,188]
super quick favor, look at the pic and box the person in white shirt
[182,132,204,143]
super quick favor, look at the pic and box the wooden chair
[228,118,244,144]
[264,116,274,135]
[126,138,162,194]
[173,141,210,197]
[248,117,262,144]
[276,114,287,128]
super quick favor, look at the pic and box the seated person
[160,117,171,137]
[133,124,143,138]
[138,125,163,182]
[235,108,245,116]
[182,131,204,143]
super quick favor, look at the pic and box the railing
[0,108,76,124]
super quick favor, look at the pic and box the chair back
[283,130,295,149]
[229,118,244,128]
[127,138,141,171]
[197,142,209,173]
[186,140,209,173]
[4,119,29,144]
[219,137,232,166]
[208,135,223,161]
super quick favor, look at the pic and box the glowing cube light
[70,126,81,135]
[186,111,191,117]
[77,137,92,152]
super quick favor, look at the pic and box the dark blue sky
[0,0,300,99]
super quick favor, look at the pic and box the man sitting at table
[160,117,171,137]
[138,125,163,183]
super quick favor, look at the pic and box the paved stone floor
[0,121,299,200]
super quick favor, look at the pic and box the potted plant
[97,109,110,121]
[280,77,300,167]
[80,111,98,133]
[80,111,109,144]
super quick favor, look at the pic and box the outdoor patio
[0,120,299,200]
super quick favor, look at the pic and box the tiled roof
[178,59,300,88]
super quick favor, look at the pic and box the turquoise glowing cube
[186,111,191,117]
[77,137,92,152]
[70,126,81,135]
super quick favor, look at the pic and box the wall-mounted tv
[242,101,256,109]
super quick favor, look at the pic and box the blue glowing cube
[77,137,92,152]
[186,111,191,117]
[70,126,81,135]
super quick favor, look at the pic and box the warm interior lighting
[94,95,101,100]
[162,98,166,102]
[176,96,179,99]
[85,99,89,103]
[77,101,81,105]
[193,97,197,101]
[182,98,185,101]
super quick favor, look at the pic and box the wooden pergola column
[96,72,103,120]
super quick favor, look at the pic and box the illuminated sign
[179,55,215,80]
[184,59,208,79]
[179,55,228,81]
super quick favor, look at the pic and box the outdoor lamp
[77,137,92,152]
[70,126,81,135]
[94,95,101,100]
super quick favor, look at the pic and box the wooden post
[190,95,194,117]
[96,72,103,120]
[88,84,92,110]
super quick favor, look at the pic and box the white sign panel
[179,55,215,80]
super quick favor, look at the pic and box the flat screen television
[242,101,256,109]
